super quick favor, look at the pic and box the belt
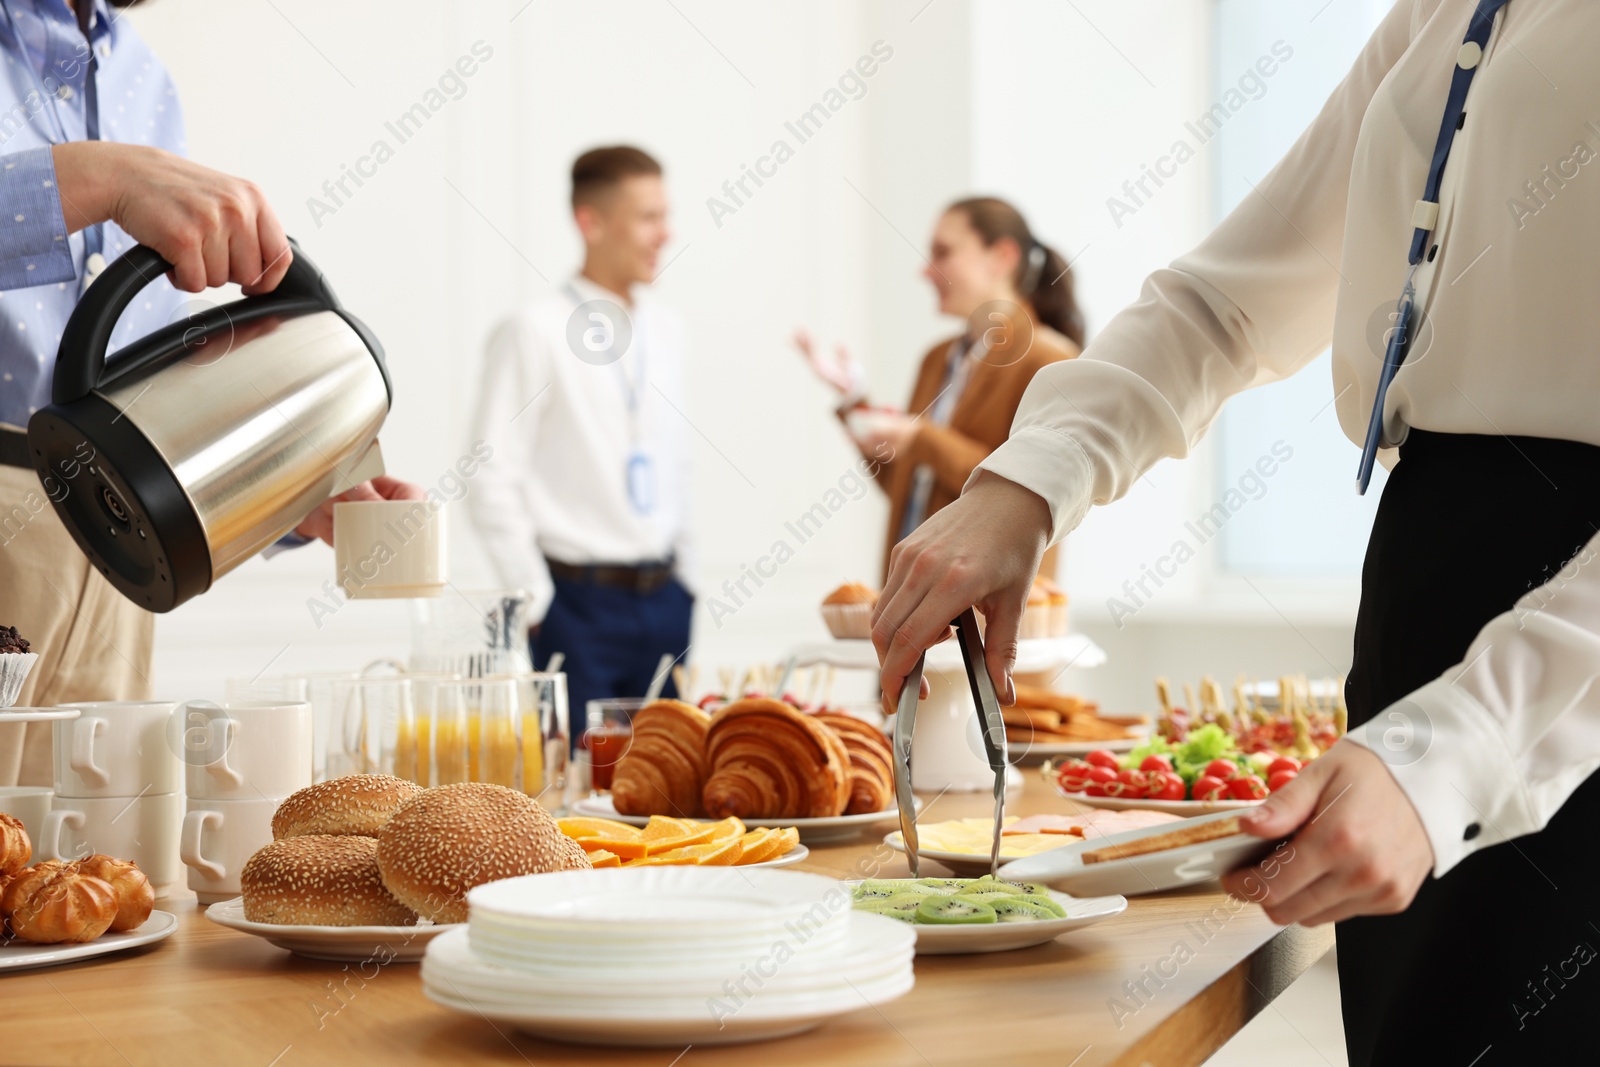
[547,557,676,595]
[0,427,30,469]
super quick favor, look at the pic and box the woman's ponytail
[948,197,1086,350]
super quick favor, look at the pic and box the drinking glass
[327,678,413,779]
[584,697,644,794]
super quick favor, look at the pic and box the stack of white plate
[421,867,915,1047]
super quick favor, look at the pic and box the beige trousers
[0,456,154,786]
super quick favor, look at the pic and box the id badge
[627,451,656,515]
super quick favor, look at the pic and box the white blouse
[976,0,1600,875]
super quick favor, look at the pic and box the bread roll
[559,833,593,871]
[76,854,154,932]
[272,774,423,840]
[0,812,30,877]
[3,864,117,943]
[701,699,849,820]
[376,782,571,924]
[242,835,417,926]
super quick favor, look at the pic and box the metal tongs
[893,607,1010,877]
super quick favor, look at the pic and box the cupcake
[1037,577,1070,637]
[821,583,877,640]
[0,625,38,709]
[1018,581,1053,640]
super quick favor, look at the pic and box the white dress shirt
[469,276,692,622]
[975,0,1600,875]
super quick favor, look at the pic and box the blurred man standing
[470,146,692,718]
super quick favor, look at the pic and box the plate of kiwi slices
[846,877,1127,955]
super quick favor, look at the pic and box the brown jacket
[861,316,1079,578]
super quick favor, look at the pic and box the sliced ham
[1003,809,1182,839]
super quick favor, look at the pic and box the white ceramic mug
[333,499,447,599]
[178,700,314,801]
[180,795,278,904]
[52,700,180,798]
[0,786,53,848]
[37,792,181,897]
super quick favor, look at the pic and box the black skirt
[1340,429,1600,1065]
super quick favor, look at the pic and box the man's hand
[52,142,292,294]
[1221,741,1435,926]
[293,476,427,547]
[872,471,1052,709]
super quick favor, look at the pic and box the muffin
[1037,577,1070,637]
[820,583,877,640]
[0,625,37,709]
[1018,581,1053,640]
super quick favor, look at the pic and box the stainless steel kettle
[26,240,391,613]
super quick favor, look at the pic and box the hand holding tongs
[892,607,1011,877]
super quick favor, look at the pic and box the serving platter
[1007,735,1142,764]
[845,881,1126,955]
[1047,792,1261,816]
[206,898,460,962]
[997,810,1278,897]
[0,910,177,971]
[883,829,1073,878]
[571,794,918,844]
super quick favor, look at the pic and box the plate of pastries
[1001,684,1146,762]
[0,812,175,971]
[568,697,917,843]
[209,774,597,962]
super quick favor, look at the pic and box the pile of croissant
[611,698,894,820]
[0,813,154,944]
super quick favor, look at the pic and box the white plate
[1047,782,1261,816]
[0,706,81,723]
[883,830,1077,878]
[845,882,1126,955]
[0,910,177,971]
[1009,736,1141,763]
[997,810,1277,897]
[570,794,919,844]
[205,897,460,962]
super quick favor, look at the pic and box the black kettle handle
[53,237,339,403]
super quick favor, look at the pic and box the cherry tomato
[1192,775,1228,802]
[1267,769,1298,793]
[1148,772,1185,801]
[1085,750,1121,771]
[1267,757,1302,777]
[1056,759,1095,793]
[697,694,723,710]
[1079,766,1117,797]
[1204,759,1240,781]
[1139,754,1174,774]
[1229,775,1269,801]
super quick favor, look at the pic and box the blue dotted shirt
[0,0,185,429]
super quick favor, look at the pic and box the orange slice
[705,816,746,845]
[640,815,695,842]
[577,834,649,860]
[654,837,745,866]
[585,849,622,868]
[558,816,638,840]
[739,827,798,865]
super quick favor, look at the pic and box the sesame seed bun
[272,774,423,840]
[375,783,571,924]
[241,835,418,927]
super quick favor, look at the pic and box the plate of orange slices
[557,814,808,870]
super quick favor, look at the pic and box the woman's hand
[293,476,428,546]
[793,328,865,398]
[1220,741,1434,925]
[854,412,917,458]
[52,142,292,294]
[872,471,1052,707]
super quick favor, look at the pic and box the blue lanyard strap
[1358,0,1509,494]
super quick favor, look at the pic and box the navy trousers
[531,574,693,733]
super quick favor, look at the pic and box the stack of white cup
[179,700,313,904]
[40,701,182,897]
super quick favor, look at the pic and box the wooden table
[3,782,1333,1067]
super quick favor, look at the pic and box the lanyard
[1357,0,1510,493]
[565,282,656,515]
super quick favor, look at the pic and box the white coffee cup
[52,700,180,798]
[0,786,53,847]
[177,700,314,801]
[333,499,447,599]
[180,796,278,904]
[37,792,181,897]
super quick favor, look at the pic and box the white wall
[129,0,1360,714]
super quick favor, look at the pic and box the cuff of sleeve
[1344,677,1540,876]
[0,147,76,290]
[967,426,1095,546]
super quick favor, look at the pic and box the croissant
[76,854,155,932]
[612,700,711,818]
[702,699,849,820]
[813,712,894,815]
[3,863,117,944]
[0,812,30,877]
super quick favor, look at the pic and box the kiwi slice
[984,896,1062,923]
[915,895,996,925]
[915,877,973,895]
[1020,893,1067,918]
[854,879,936,902]
[856,893,926,922]
[1001,879,1052,896]
[954,877,1027,902]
